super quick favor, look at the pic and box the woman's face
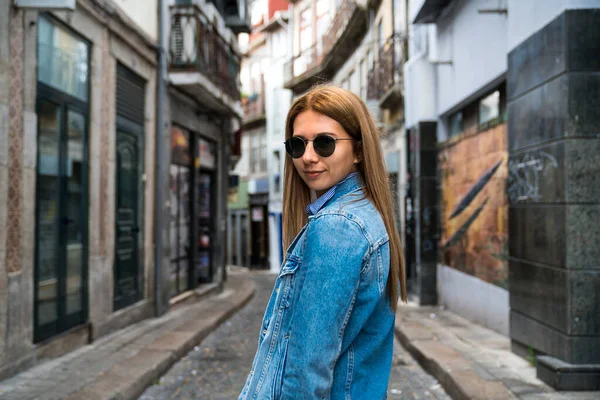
[292,109,359,197]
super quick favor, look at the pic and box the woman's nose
[302,141,319,163]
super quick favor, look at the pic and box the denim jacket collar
[306,172,363,216]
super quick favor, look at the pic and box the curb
[394,320,516,400]
[395,322,471,400]
[65,278,256,400]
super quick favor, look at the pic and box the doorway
[34,15,90,343]
[113,64,145,310]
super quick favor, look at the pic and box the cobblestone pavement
[139,271,450,400]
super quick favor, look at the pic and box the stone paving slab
[395,304,600,400]
[0,275,255,400]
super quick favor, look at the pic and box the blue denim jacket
[239,174,394,400]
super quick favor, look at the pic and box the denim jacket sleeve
[280,213,370,399]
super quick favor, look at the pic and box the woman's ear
[354,141,363,164]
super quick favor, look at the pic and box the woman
[239,85,406,400]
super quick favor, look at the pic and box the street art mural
[439,124,508,288]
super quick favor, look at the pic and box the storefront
[169,126,217,298]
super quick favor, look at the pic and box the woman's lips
[304,171,324,179]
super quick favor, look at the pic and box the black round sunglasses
[284,135,356,159]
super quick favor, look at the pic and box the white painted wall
[113,0,158,40]
[437,264,509,335]
[434,0,507,116]
[409,0,426,23]
[507,0,600,51]
[265,23,292,272]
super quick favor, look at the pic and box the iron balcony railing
[322,0,359,56]
[169,3,241,100]
[284,40,325,84]
[367,36,407,101]
[242,78,266,122]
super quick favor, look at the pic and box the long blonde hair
[282,85,407,309]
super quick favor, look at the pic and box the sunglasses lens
[285,137,306,158]
[314,136,336,157]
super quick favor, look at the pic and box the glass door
[35,98,88,342]
[169,126,193,297]
[196,172,213,283]
[114,129,142,310]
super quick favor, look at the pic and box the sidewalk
[395,304,600,400]
[0,275,255,400]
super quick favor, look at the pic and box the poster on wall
[251,207,263,222]
[171,126,191,165]
[198,174,211,218]
[439,125,508,288]
[197,137,216,170]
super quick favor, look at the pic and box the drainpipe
[155,0,168,317]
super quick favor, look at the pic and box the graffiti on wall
[507,150,558,203]
[439,124,508,287]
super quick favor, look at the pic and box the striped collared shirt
[306,172,359,216]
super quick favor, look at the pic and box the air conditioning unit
[14,0,75,10]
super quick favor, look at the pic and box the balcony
[367,36,406,109]
[321,0,367,73]
[284,41,327,93]
[284,0,366,93]
[242,79,266,129]
[169,2,242,116]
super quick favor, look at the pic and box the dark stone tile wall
[566,139,600,202]
[511,310,600,365]
[509,260,568,333]
[508,9,600,381]
[569,270,600,335]
[509,206,566,268]
[566,9,600,71]
[508,9,600,100]
[411,121,438,305]
[565,205,600,269]
[507,13,565,100]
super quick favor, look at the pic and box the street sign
[14,0,75,10]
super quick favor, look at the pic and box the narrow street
[139,271,450,400]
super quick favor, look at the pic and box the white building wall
[434,0,507,116]
[507,0,600,51]
[114,0,158,40]
[265,23,292,272]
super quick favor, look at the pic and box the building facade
[404,0,600,390]
[283,0,408,271]
[230,0,290,271]
[0,0,248,380]
[164,0,246,298]
[0,0,159,378]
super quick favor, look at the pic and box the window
[479,90,500,125]
[250,130,267,173]
[316,0,329,55]
[250,131,259,173]
[273,150,281,193]
[377,20,384,55]
[38,16,89,101]
[299,7,312,52]
[348,70,356,94]
[360,59,367,100]
[448,111,463,137]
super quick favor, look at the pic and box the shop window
[479,90,500,126]
[448,111,463,137]
[37,15,89,101]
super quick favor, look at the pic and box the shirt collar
[306,172,359,216]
